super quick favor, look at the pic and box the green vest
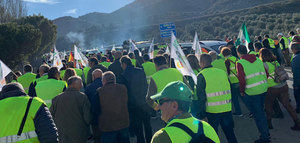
[0,96,45,143]
[100,62,111,68]
[152,68,183,93]
[131,59,136,67]
[212,58,227,73]
[200,68,232,113]
[35,79,66,107]
[142,62,156,77]
[249,51,258,56]
[153,50,159,58]
[266,62,280,87]
[74,68,83,78]
[280,37,289,50]
[193,68,201,76]
[17,73,37,94]
[226,56,239,84]
[164,117,220,143]
[268,38,275,48]
[60,70,66,79]
[83,67,91,84]
[238,58,268,95]
[35,75,48,83]
[288,37,293,43]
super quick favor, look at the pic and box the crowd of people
[0,29,300,143]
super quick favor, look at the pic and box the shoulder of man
[151,129,172,143]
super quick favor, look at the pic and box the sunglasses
[158,99,173,106]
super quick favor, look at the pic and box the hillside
[53,0,299,50]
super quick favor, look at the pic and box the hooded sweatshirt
[236,54,269,93]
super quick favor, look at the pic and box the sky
[23,0,135,20]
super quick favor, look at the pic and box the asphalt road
[131,67,300,143]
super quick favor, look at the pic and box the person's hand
[240,92,245,96]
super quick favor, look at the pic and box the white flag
[148,38,155,59]
[52,46,63,70]
[112,44,116,51]
[129,39,142,56]
[165,45,170,55]
[170,33,197,83]
[0,60,12,90]
[74,45,88,68]
[192,32,202,61]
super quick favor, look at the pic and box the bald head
[208,51,217,61]
[92,69,103,81]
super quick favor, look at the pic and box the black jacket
[108,58,123,84]
[0,90,58,143]
[122,65,149,110]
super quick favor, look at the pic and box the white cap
[277,33,283,36]
[297,28,300,31]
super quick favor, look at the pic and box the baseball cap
[151,81,193,102]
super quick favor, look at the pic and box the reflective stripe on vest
[246,80,267,88]
[246,72,266,79]
[0,131,37,143]
[207,90,231,97]
[207,99,231,106]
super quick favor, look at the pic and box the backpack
[270,62,289,83]
[168,121,215,143]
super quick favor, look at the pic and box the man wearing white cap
[277,33,291,66]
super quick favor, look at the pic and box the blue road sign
[160,22,176,38]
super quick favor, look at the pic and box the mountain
[53,0,299,50]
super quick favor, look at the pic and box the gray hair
[67,76,82,86]
[103,71,116,83]
[208,51,217,61]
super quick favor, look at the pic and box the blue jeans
[231,83,242,114]
[242,93,270,140]
[101,128,130,143]
[206,112,238,143]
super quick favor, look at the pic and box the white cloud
[22,0,59,4]
[65,9,78,14]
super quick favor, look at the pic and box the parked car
[180,40,227,54]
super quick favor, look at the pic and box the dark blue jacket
[292,51,300,87]
[122,65,149,110]
[84,78,102,125]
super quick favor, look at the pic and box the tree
[0,0,26,23]
[0,22,42,69]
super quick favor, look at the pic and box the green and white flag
[52,46,63,70]
[235,23,250,49]
[170,33,197,83]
